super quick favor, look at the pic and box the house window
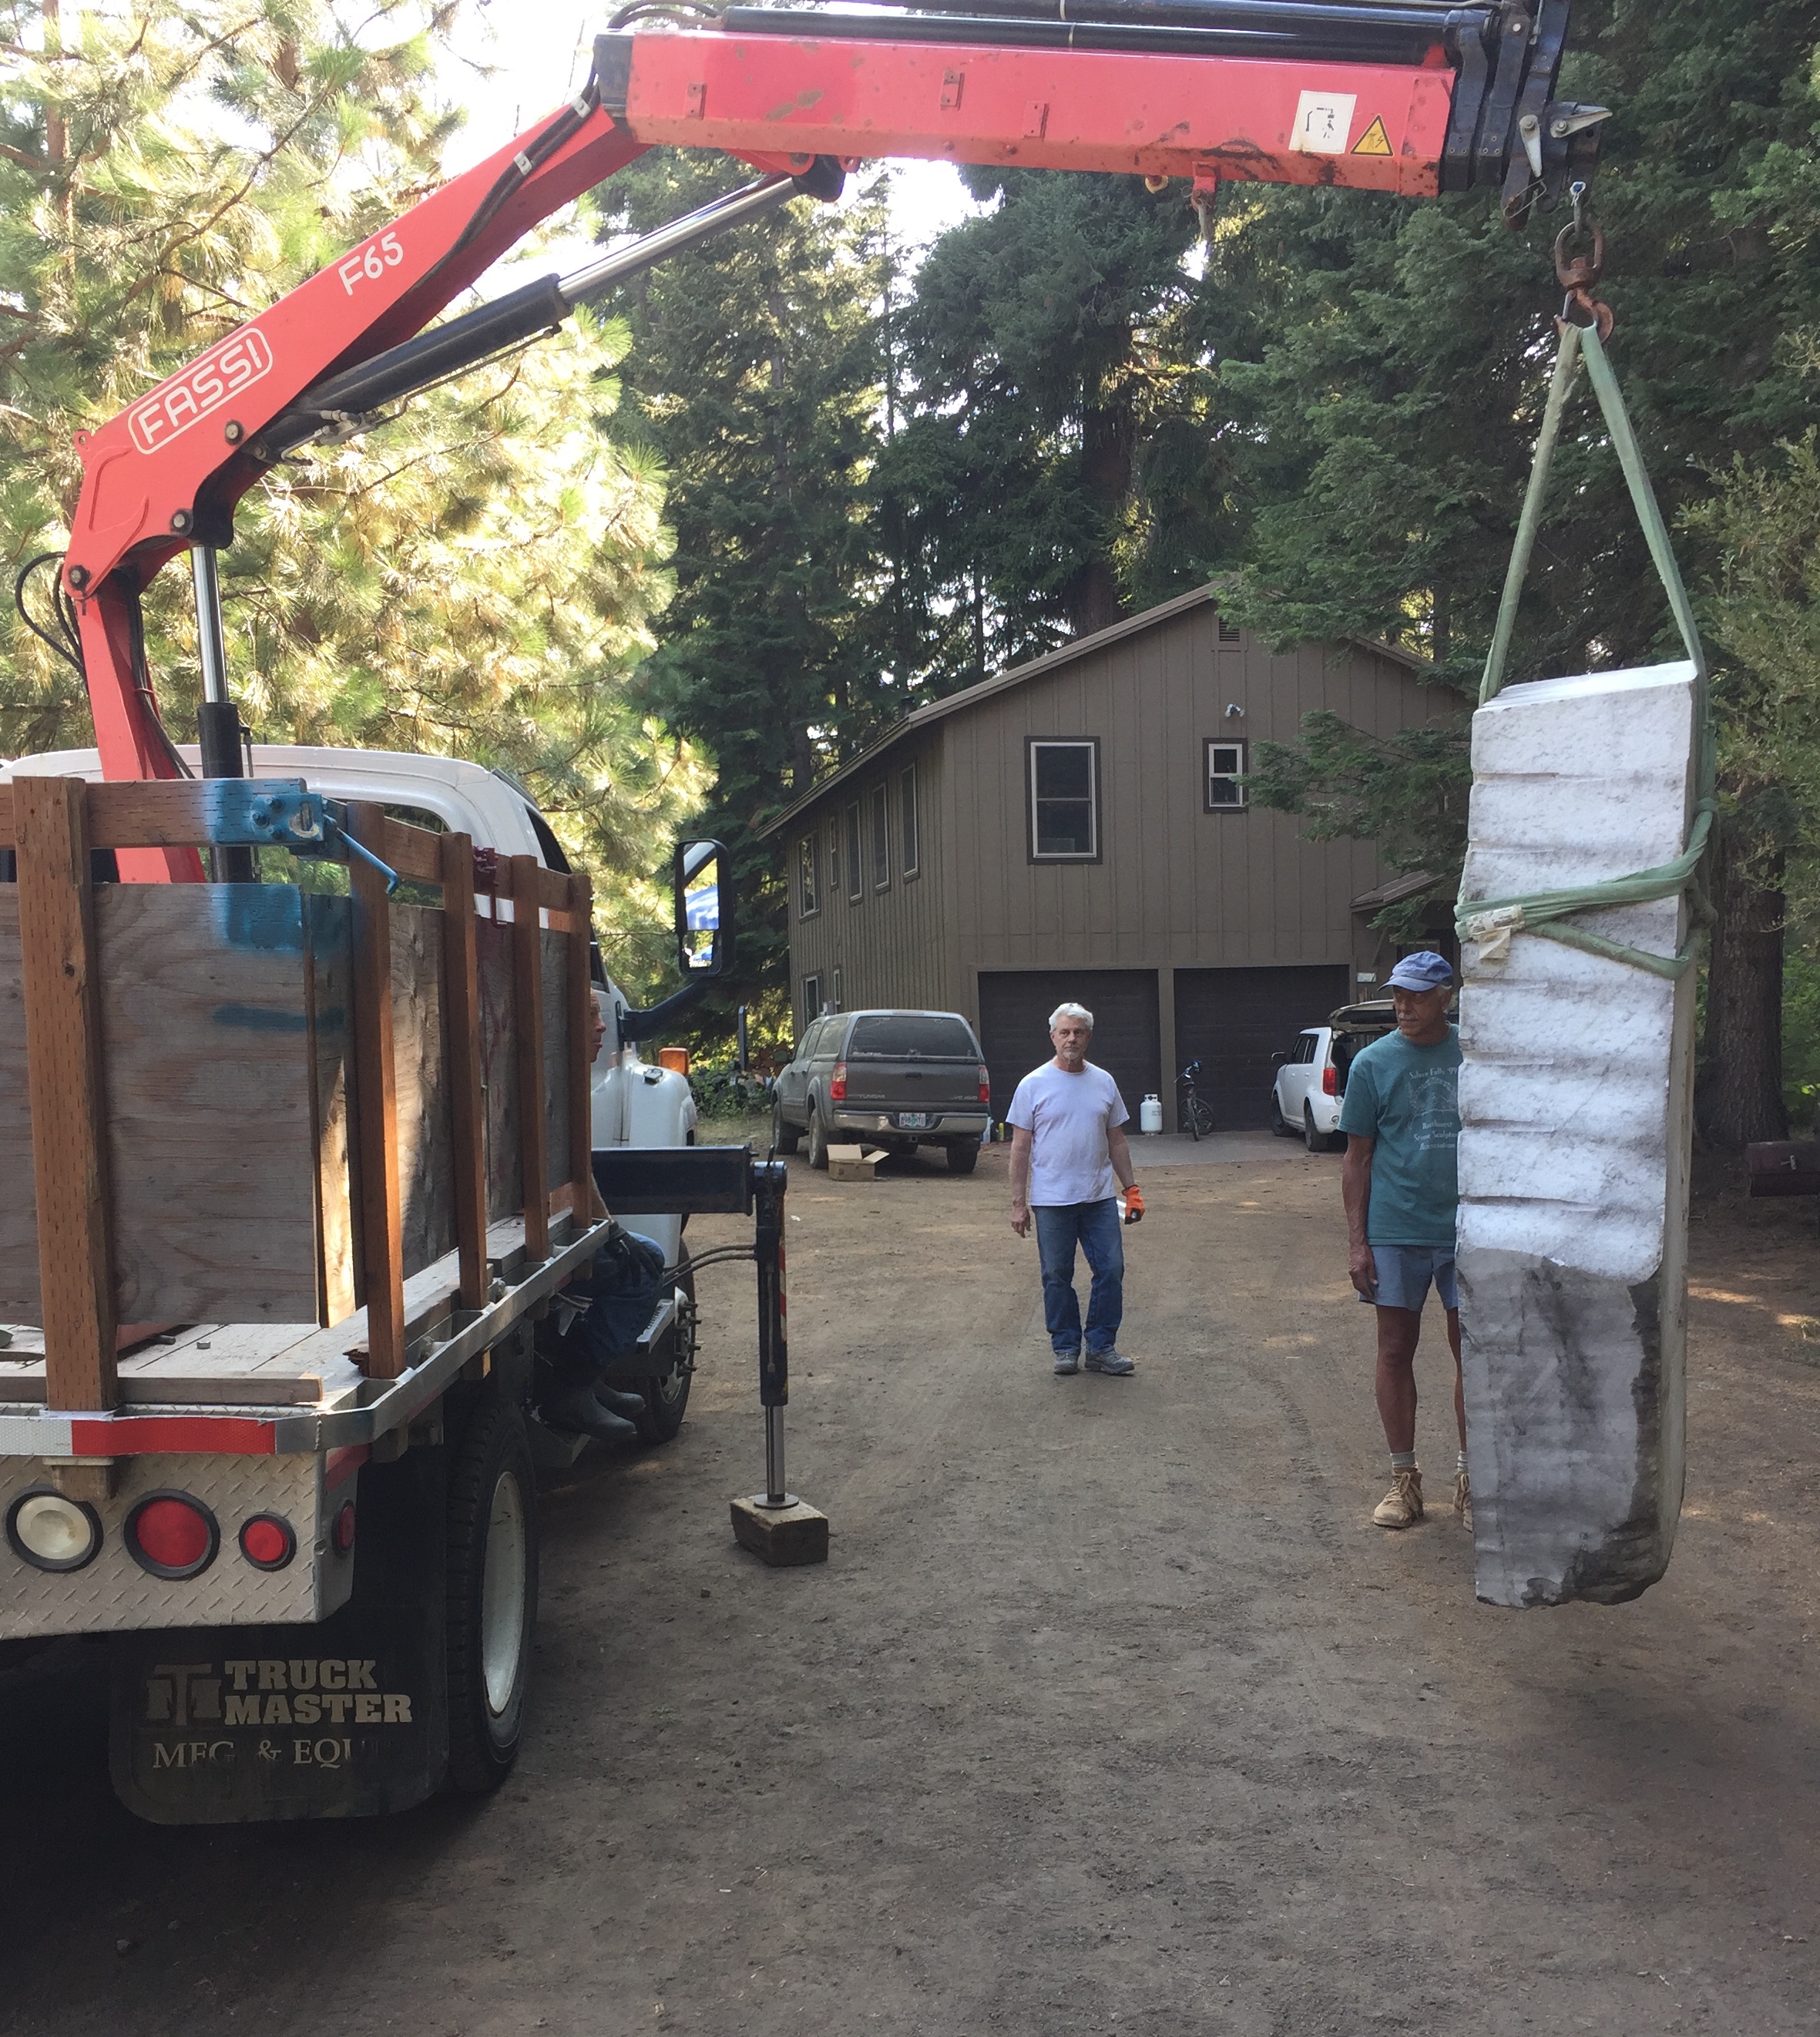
[900,763,920,879]
[797,831,820,916]
[832,966,843,1012]
[871,783,891,891]
[1029,740,1100,861]
[845,802,863,902]
[827,823,841,904]
[802,975,821,1030]
[1205,738,1247,810]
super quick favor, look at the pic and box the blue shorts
[1360,1244,1458,1313]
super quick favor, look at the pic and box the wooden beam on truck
[508,854,551,1263]
[439,831,491,1311]
[379,815,444,888]
[348,802,407,1378]
[567,871,595,1214]
[13,777,119,1410]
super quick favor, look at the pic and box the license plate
[897,1112,929,1129]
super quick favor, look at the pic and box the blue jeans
[1033,1200,1124,1357]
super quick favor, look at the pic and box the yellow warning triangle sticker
[1352,116,1392,156]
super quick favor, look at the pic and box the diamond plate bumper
[1,1450,359,1639]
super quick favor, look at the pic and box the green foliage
[0,0,699,995]
[878,169,1227,685]
[590,151,890,1020]
[1214,0,1820,1136]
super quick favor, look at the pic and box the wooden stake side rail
[4,778,599,1413]
[14,777,119,1412]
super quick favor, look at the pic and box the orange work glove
[1123,1183,1145,1225]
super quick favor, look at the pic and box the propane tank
[1139,1093,1164,1135]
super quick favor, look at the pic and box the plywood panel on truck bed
[0,883,352,1326]
[0,879,577,1337]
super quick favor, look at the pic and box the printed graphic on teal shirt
[1336,1024,1462,1247]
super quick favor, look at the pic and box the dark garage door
[978,970,1160,1125]
[1174,965,1350,1131]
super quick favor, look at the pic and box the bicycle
[1177,1059,1216,1142]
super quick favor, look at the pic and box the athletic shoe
[1084,1350,1135,1377]
[1454,1470,1472,1527]
[595,1385,647,1418]
[1373,1466,1424,1529]
[1054,1351,1080,1375]
[542,1387,639,1444]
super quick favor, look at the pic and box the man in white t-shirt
[1007,1002,1143,1378]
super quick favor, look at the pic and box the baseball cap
[1385,951,1454,992]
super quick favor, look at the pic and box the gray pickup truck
[771,1009,992,1173]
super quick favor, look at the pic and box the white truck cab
[1,744,697,1267]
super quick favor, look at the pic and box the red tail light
[125,1492,220,1579]
[239,1514,297,1571]
[1321,1066,1338,1095]
[829,1062,847,1101]
[978,1065,992,1105]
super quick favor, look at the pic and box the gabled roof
[756,583,1432,840]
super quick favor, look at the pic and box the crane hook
[1553,183,1613,341]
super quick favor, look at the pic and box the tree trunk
[1696,811,1788,1147]
[1065,401,1133,638]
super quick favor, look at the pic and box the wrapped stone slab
[1456,661,1698,1608]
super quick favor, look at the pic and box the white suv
[1270,1002,1396,1153]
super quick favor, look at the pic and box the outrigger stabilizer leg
[730,1159,828,1566]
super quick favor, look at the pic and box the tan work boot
[1372,1465,1423,1529]
[1454,1469,1472,1528]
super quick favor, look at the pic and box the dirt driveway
[5,1139,1820,2035]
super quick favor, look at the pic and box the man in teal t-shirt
[1338,952,1466,1533]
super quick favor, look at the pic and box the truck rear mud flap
[109,1450,451,1823]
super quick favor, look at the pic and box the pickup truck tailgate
[841,1014,982,1114]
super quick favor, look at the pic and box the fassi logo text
[128,330,274,455]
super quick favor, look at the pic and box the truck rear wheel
[445,1392,538,1794]
[634,1252,697,1446]
[808,1109,830,1170]
[946,1138,980,1174]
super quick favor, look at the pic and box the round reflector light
[125,1492,219,1579]
[5,1489,102,1572]
[238,1514,296,1572]
[332,1502,356,1557]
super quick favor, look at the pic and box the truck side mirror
[674,838,734,978]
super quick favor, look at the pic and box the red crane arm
[60,1,1595,881]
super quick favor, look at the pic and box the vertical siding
[781,740,955,1029]
[780,599,1459,1031]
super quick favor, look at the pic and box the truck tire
[771,1098,801,1155]
[634,1252,697,1446]
[445,1391,538,1794]
[946,1138,980,1174]
[808,1107,830,1171]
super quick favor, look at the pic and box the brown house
[758,586,1456,1132]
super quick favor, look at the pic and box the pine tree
[878,167,1230,690]
[1222,0,1820,1140]
[0,0,700,992]
[590,149,889,1015]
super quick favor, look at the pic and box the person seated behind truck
[536,992,674,1444]
[538,1219,668,1442]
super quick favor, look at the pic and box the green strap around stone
[1456,321,1716,982]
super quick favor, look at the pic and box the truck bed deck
[0,1210,608,1453]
